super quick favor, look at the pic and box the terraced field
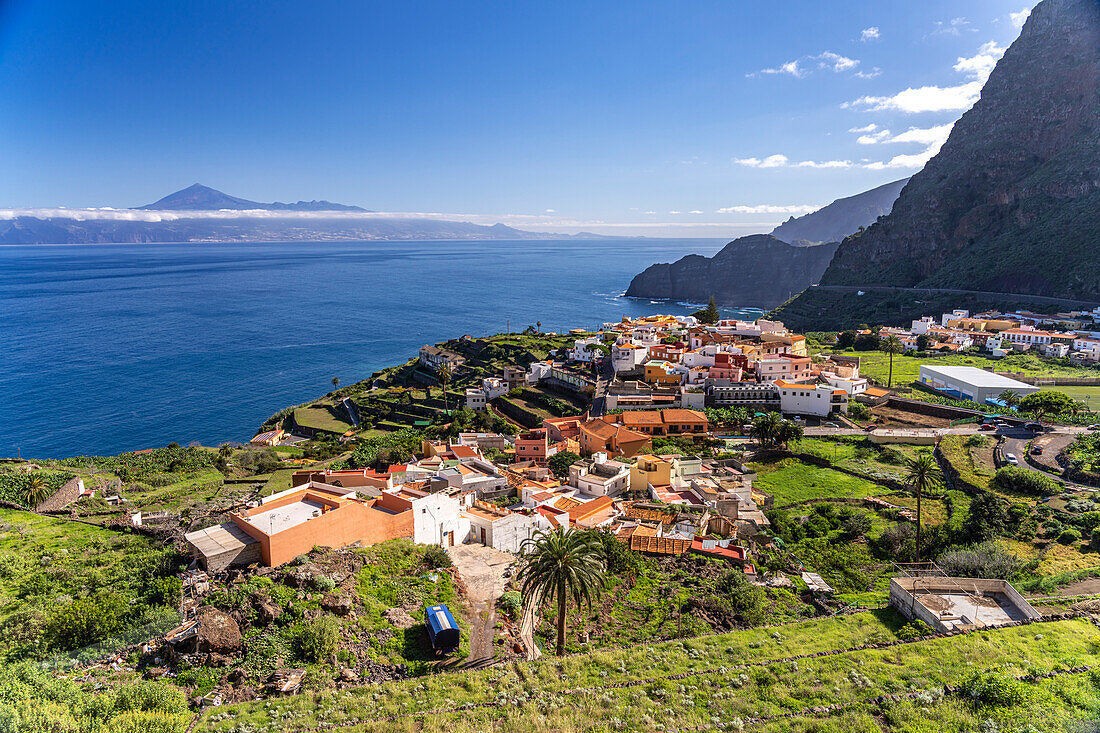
[197,612,1100,732]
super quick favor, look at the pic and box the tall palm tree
[773,420,804,450]
[331,376,341,391]
[999,390,1021,411]
[437,363,453,414]
[750,412,783,448]
[22,475,52,508]
[881,335,904,389]
[517,527,605,656]
[904,451,943,563]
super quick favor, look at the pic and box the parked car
[1032,446,1043,455]
[1005,453,1019,465]
[1025,422,1043,432]
[824,421,840,429]
[1087,424,1100,431]
[979,423,996,431]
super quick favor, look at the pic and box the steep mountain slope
[770,177,908,245]
[139,183,369,211]
[819,0,1100,300]
[624,234,839,307]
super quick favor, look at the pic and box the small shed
[424,604,460,654]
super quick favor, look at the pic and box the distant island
[0,184,617,244]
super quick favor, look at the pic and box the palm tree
[437,363,453,414]
[750,412,783,448]
[517,527,605,656]
[218,443,234,460]
[536,321,542,334]
[881,335,904,389]
[331,376,341,391]
[773,420,804,450]
[904,451,943,563]
[22,475,52,508]
[999,390,1021,411]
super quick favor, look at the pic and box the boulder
[196,608,241,654]
[322,593,354,616]
[254,596,283,624]
[383,607,416,629]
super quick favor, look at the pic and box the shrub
[112,680,188,715]
[423,545,453,569]
[1058,528,1082,545]
[938,542,1022,579]
[499,591,523,619]
[47,593,129,650]
[313,576,337,593]
[293,616,340,663]
[959,668,1030,706]
[992,467,1060,496]
[896,620,934,641]
[716,569,765,625]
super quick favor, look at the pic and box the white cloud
[733,154,788,168]
[795,159,853,169]
[932,17,974,36]
[953,40,1007,80]
[758,51,860,78]
[857,129,892,144]
[689,210,704,214]
[854,68,882,79]
[644,210,657,215]
[847,39,1005,114]
[668,210,682,215]
[760,60,805,78]
[716,204,822,215]
[847,80,984,113]
[886,123,954,146]
[860,27,880,41]
[1010,7,1031,28]
[864,145,942,170]
[848,123,879,133]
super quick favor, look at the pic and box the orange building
[185,482,414,570]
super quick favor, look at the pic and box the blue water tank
[424,604,460,653]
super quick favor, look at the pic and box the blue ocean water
[0,239,763,458]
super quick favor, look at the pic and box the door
[480,527,487,545]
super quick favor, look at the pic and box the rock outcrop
[771,178,908,246]
[818,0,1100,300]
[624,234,839,308]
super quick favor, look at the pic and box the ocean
[0,239,763,458]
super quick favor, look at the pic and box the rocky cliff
[818,0,1100,300]
[624,234,839,308]
[771,177,908,245]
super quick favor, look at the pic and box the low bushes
[992,466,1060,496]
[937,541,1021,579]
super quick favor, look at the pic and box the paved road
[590,355,614,417]
[810,284,1100,309]
[995,425,1092,491]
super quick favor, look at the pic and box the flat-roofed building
[917,365,1038,404]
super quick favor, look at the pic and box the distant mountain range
[0,184,612,243]
[137,183,371,212]
[623,178,907,307]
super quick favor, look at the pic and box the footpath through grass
[198,614,1100,732]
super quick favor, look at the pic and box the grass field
[828,349,1100,387]
[293,403,354,434]
[750,457,887,507]
[1049,385,1100,413]
[796,437,929,484]
[196,614,1100,732]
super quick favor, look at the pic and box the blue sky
[0,0,1035,236]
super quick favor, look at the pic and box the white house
[611,342,648,373]
[775,380,848,417]
[384,487,469,548]
[567,452,631,497]
[569,336,604,363]
[463,503,544,553]
[911,316,936,335]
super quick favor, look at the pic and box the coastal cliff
[624,234,838,308]
[817,0,1100,300]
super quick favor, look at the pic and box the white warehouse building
[917,365,1038,404]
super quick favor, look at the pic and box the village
[4,303,1100,729]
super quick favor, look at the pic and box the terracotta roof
[630,533,691,555]
[566,495,615,521]
[554,496,582,511]
[626,506,676,525]
[450,445,479,459]
[660,409,707,423]
[620,411,664,426]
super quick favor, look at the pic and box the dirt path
[449,544,514,663]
